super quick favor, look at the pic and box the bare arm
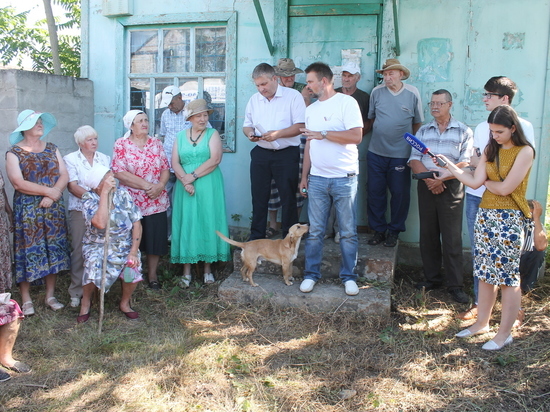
[531,200,548,251]
[90,175,116,230]
[68,181,87,199]
[126,220,142,268]
[484,146,534,196]
[113,171,151,191]
[300,127,362,145]
[5,151,62,200]
[435,153,488,190]
[171,138,195,196]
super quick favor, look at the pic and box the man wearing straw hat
[366,58,423,248]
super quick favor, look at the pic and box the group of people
[1,98,231,327]
[245,59,545,351]
[0,57,544,360]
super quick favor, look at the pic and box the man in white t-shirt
[457,76,536,320]
[299,62,363,296]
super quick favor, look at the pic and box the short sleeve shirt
[368,83,424,158]
[243,84,306,150]
[63,149,111,212]
[111,136,170,216]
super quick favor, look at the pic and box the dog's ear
[285,231,296,249]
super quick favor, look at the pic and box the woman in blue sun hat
[5,110,70,316]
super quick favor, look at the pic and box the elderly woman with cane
[77,165,143,323]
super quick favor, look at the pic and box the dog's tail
[216,231,245,248]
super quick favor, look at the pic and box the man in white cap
[336,62,370,134]
[324,62,372,243]
[366,58,423,248]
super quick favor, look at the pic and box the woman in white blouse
[63,126,111,308]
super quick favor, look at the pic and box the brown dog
[216,223,309,287]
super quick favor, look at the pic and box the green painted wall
[83,0,550,247]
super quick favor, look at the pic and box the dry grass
[1,257,549,412]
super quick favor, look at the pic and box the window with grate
[128,25,230,150]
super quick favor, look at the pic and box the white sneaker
[334,232,340,244]
[70,297,80,308]
[344,280,359,296]
[300,279,316,293]
[204,273,215,284]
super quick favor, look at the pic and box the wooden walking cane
[98,190,114,335]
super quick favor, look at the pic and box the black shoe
[383,233,399,247]
[148,281,161,290]
[415,281,442,291]
[449,288,470,304]
[0,369,10,382]
[368,231,386,245]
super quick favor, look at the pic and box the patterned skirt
[474,208,527,287]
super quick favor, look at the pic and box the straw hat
[185,99,213,121]
[376,58,410,80]
[9,110,57,145]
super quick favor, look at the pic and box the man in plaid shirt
[408,89,473,303]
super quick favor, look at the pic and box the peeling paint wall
[84,0,550,246]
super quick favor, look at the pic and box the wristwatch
[321,130,328,139]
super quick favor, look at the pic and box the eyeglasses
[482,92,504,99]
[428,101,450,108]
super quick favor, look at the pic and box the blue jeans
[304,175,358,283]
[466,193,482,303]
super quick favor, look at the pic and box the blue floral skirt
[474,208,527,287]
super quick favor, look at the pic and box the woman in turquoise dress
[5,110,70,316]
[170,99,230,286]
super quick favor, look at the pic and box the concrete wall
[82,0,550,250]
[0,69,94,202]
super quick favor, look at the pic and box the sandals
[45,297,64,311]
[265,227,280,238]
[3,361,31,374]
[22,301,35,316]
[179,275,192,288]
[204,273,215,284]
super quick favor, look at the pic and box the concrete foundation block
[218,272,391,316]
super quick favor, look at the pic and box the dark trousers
[250,145,299,240]
[366,151,411,234]
[418,179,464,289]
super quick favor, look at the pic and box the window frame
[115,12,237,152]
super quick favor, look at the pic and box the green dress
[170,128,231,264]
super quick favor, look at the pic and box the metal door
[288,10,379,226]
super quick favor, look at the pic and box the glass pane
[153,79,175,136]
[204,78,226,138]
[130,30,158,73]
[130,79,150,112]
[163,29,190,73]
[130,78,151,135]
[195,27,226,72]
[179,78,199,103]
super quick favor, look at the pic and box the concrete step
[218,272,391,316]
[232,233,397,283]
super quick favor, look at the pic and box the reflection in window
[163,29,190,73]
[128,26,231,150]
[196,28,226,72]
[130,31,157,73]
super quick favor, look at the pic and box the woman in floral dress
[5,110,70,316]
[111,110,170,290]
